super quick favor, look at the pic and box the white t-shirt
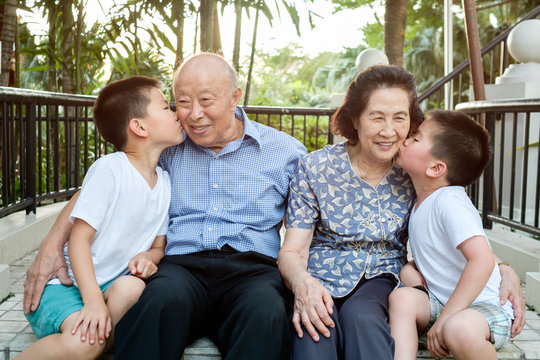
[48,152,171,286]
[408,186,513,318]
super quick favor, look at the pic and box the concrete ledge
[486,225,540,282]
[0,202,68,265]
[527,272,540,315]
[0,264,9,301]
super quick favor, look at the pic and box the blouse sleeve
[286,156,320,229]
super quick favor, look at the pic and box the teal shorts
[25,281,113,339]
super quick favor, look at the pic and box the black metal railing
[0,87,335,218]
[418,5,540,111]
[456,98,540,237]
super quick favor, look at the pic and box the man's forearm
[42,191,80,249]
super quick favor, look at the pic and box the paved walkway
[2,250,540,360]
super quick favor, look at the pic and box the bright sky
[22,1,379,65]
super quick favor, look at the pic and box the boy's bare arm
[426,235,494,357]
[68,218,112,346]
[23,191,80,314]
[440,236,494,317]
[128,235,166,279]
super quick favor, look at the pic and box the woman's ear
[128,118,148,138]
[426,160,447,179]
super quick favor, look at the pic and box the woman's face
[354,87,411,164]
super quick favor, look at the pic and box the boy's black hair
[428,109,492,186]
[93,76,162,150]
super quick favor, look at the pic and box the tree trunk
[200,0,215,52]
[75,0,83,93]
[174,0,185,67]
[0,0,17,86]
[232,0,243,72]
[384,0,408,67]
[47,1,57,92]
[61,0,75,93]
[244,2,260,106]
[212,6,222,54]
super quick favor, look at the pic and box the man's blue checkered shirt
[159,107,307,259]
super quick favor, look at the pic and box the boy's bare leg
[442,309,496,360]
[389,287,431,360]
[16,276,145,360]
[103,275,146,346]
[399,261,426,287]
[14,312,106,360]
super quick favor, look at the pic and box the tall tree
[0,0,17,86]
[200,0,216,51]
[384,0,408,66]
[61,0,75,93]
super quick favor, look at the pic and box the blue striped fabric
[159,107,307,259]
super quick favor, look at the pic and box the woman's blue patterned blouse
[286,142,415,297]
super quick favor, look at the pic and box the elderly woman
[278,65,525,360]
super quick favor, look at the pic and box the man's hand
[23,241,72,314]
[128,252,158,279]
[499,263,526,337]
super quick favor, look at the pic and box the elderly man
[23,53,307,360]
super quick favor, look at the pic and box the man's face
[174,58,242,153]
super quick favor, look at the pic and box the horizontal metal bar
[486,214,540,237]
[456,98,540,113]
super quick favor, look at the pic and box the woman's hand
[71,299,111,345]
[290,272,335,342]
[128,252,158,279]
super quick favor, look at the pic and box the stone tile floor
[2,250,540,359]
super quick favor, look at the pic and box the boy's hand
[128,252,158,279]
[427,316,450,359]
[71,299,111,345]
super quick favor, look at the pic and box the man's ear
[128,118,148,138]
[231,87,242,108]
[426,160,447,179]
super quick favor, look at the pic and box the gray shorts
[422,291,512,350]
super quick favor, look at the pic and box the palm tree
[0,0,17,86]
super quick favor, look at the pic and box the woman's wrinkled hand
[291,273,335,342]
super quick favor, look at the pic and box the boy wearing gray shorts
[390,110,514,360]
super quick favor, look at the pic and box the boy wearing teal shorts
[18,76,184,359]
[390,110,514,360]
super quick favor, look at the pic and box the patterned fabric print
[286,142,415,297]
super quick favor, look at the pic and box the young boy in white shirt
[390,110,513,360]
[19,76,183,360]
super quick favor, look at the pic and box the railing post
[26,102,36,214]
[482,112,495,229]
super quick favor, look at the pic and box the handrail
[456,98,540,113]
[418,4,540,102]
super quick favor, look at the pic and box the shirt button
[381,218,386,223]
[213,207,218,211]
[213,184,219,188]
[214,156,219,160]
[208,227,213,231]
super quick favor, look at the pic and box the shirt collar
[235,106,262,149]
